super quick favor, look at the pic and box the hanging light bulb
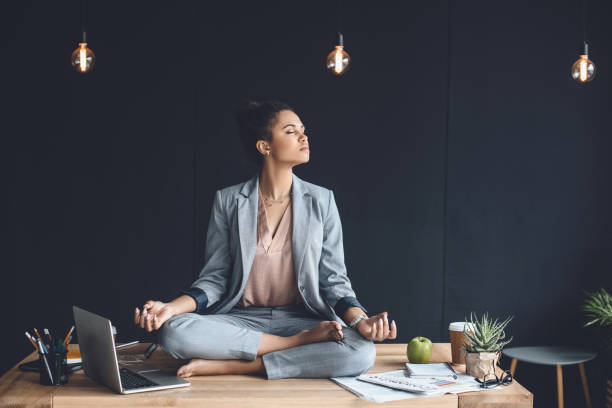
[326,32,350,76]
[71,31,95,73]
[571,42,595,83]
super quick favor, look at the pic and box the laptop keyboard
[120,367,158,390]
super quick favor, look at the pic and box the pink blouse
[237,188,302,307]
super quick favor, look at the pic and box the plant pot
[465,351,501,379]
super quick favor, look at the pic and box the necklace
[259,185,291,206]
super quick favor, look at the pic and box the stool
[503,346,597,408]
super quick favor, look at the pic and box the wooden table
[0,343,533,407]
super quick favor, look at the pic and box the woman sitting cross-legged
[133,100,397,379]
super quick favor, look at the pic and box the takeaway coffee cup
[449,322,475,365]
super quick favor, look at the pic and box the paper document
[331,369,502,403]
[331,375,434,403]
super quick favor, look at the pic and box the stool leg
[578,363,592,408]
[510,358,517,377]
[557,365,564,408]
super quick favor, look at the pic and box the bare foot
[177,357,265,378]
[298,321,343,344]
[177,359,222,377]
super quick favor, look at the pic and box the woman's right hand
[134,300,175,332]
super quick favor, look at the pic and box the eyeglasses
[474,358,513,389]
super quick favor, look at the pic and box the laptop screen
[72,306,122,392]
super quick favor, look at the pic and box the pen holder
[38,349,69,386]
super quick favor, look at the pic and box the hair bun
[234,98,260,113]
[245,100,260,110]
[232,98,294,166]
[233,99,261,128]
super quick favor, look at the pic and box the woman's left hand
[356,311,397,341]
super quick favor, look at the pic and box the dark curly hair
[233,99,295,166]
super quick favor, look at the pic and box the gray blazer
[181,172,367,327]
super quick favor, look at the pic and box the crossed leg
[158,312,346,378]
[176,321,345,377]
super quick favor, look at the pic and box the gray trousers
[158,303,376,380]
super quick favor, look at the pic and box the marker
[36,338,55,384]
[25,332,39,351]
[62,325,75,347]
[44,328,53,343]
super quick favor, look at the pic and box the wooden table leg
[578,363,592,408]
[557,365,564,408]
[510,358,517,376]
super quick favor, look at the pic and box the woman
[133,100,397,379]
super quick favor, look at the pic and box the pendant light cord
[336,0,343,41]
[440,0,452,347]
[581,0,587,47]
[80,0,87,42]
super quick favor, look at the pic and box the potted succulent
[462,311,514,378]
[580,288,612,406]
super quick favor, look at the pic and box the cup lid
[449,321,475,331]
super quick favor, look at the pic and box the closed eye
[287,128,306,135]
[284,124,306,134]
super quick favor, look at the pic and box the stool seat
[503,346,597,408]
[503,346,597,366]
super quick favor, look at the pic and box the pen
[36,338,55,384]
[33,336,49,354]
[62,325,75,347]
[144,343,158,359]
[25,332,39,351]
[115,340,141,350]
[444,362,458,379]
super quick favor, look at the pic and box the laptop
[72,306,191,394]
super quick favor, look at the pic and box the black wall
[3,1,610,406]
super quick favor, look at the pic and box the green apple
[407,336,433,363]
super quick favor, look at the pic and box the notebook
[404,362,457,379]
[67,349,82,364]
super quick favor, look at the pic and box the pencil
[33,328,42,341]
[62,325,75,346]
[25,332,39,351]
